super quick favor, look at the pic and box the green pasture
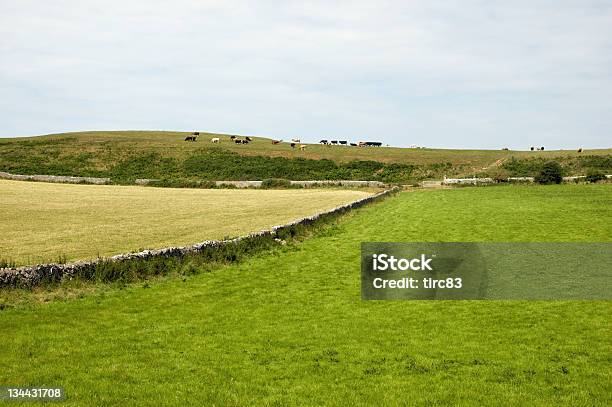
[1,184,610,405]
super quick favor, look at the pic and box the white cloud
[1,0,611,148]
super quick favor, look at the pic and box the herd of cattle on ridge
[185,133,586,153]
[184,132,384,150]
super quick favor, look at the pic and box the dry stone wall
[0,171,110,185]
[1,172,383,188]
[0,188,399,287]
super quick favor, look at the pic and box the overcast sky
[1,1,611,148]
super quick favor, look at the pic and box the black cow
[184,135,197,142]
[331,140,338,145]
[230,136,237,140]
[350,143,357,147]
[578,148,583,153]
[245,137,252,142]
[319,139,328,144]
[241,139,249,144]
[290,143,296,148]
[339,140,347,145]
[234,139,243,144]
[540,146,545,151]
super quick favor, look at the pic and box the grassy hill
[1,130,610,183]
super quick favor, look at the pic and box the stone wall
[215,180,263,188]
[290,180,384,188]
[0,171,110,185]
[0,188,399,287]
[0,172,383,188]
[440,176,611,185]
[442,177,494,185]
[214,180,384,188]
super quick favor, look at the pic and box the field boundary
[432,174,612,186]
[0,171,110,185]
[0,188,399,287]
[0,171,384,188]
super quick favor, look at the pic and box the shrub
[534,161,563,184]
[261,178,292,189]
[486,167,510,183]
[585,170,606,183]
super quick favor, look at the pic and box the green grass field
[0,180,371,266]
[1,184,610,405]
[1,131,610,183]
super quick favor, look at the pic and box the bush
[534,161,563,184]
[261,178,292,189]
[485,167,510,183]
[585,170,606,183]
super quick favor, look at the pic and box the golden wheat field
[0,180,372,266]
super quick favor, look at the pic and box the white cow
[211,137,220,143]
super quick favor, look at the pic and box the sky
[1,0,611,149]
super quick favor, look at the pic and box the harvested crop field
[0,180,373,266]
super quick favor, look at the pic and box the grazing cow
[350,143,357,147]
[194,132,200,136]
[299,145,306,151]
[235,139,243,144]
[272,140,281,145]
[331,140,338,145]
[319,140,328,144]
[291,138,301,143]
[184,135,197,142]
[290,143,296,148]
[578,148,583,153]
[339,140,347,145]
[230,136,237,140]
[245,137,252,142]
[211,137,220,143]
[241,139,249,144]
[358,141,383,147]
